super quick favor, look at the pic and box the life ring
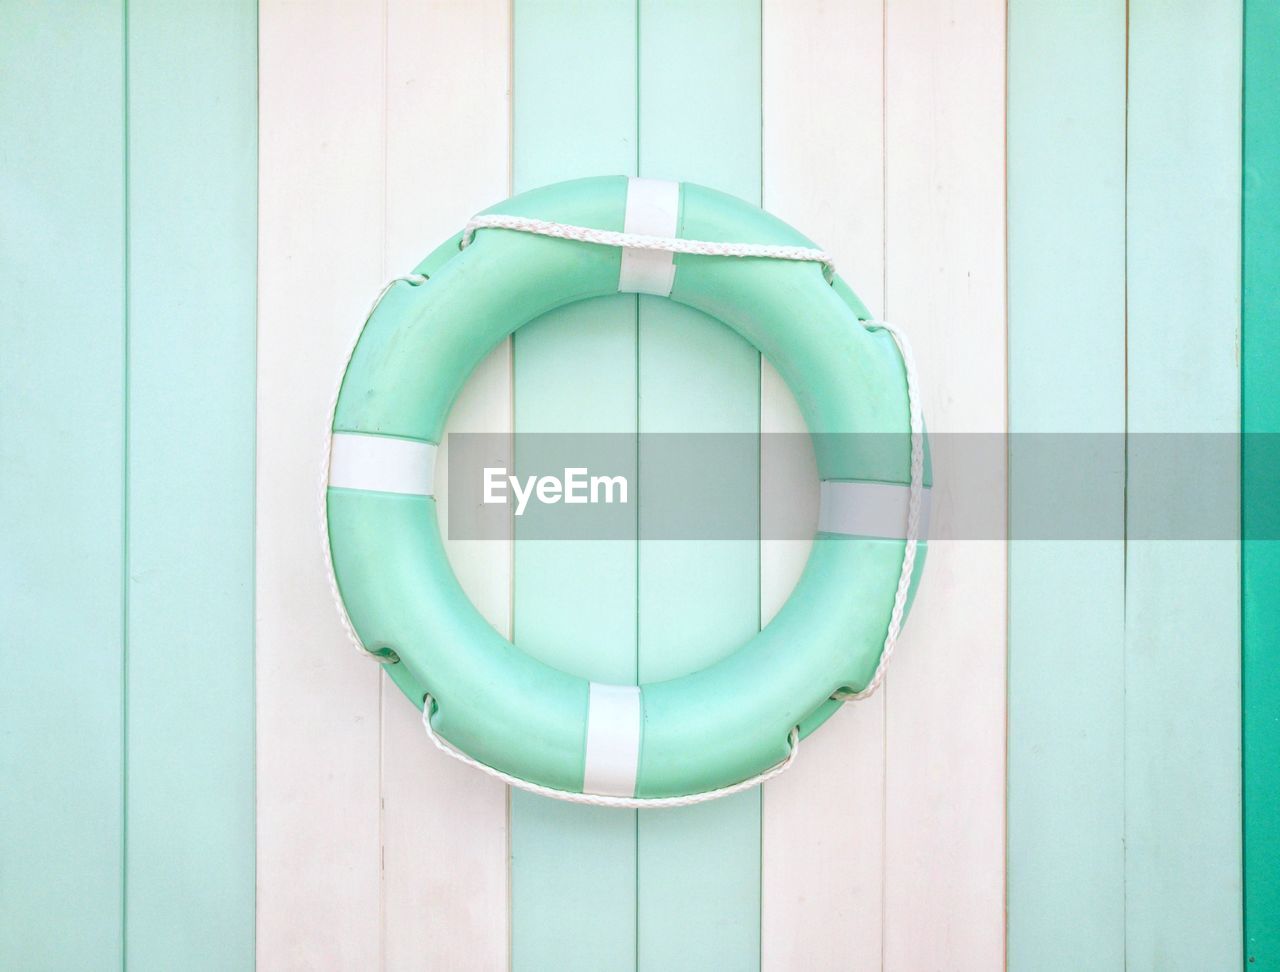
[324,176,930,804]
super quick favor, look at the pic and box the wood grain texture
[257,1,385,965]
[509,2,640,968]
[1124,2,1242,967]
[634,3,763,968]
[0,4,126,966]
[124,0,257,966]
[1244,0,1280,963]
[260,2,515,967]
[381,335,513,969]
[379,2,512,969]
[883,1,1007,967]
[1006,1,1127,968]
[759,1,887,967]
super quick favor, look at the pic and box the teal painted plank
[509,2,639,969]
[124,1,257,967]
[1125,2,1243,968]
[0,4,127,969]
[635,3,762,968]
[1243,0,1280,964]
[1005,2,1127,968]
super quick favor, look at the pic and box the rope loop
[460,213,837,283]
[832,319,925,702]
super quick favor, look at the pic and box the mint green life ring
[325,175,929,802]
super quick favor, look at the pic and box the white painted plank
[380,9,512,958]
[883,0,1008,967]
[380,5,511,967]
[257,1,386,966]
[759,0,887,967]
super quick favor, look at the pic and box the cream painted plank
[883,1,1007,967]
[1124,2,1242,966]
[378,3,512,969]
[382,351,512,972]
[759,2,886,967]
[257,1,385,966]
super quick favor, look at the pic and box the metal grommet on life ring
[322,176,931,806]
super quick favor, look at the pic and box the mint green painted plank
[510,2,639,968]
[124,1,256,967]
[1006,2,1127,968]
[1243,0,1280,964]
[0,5,126,969]
[1125,3,1242,968]
[635,3,762,968]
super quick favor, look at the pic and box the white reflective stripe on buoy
[818,480,932,540]
[328,432,437,496]
[582,682,643,797]
[618,177,680,296]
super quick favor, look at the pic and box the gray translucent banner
[441,433,1271,541]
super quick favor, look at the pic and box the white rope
[421,695,800,809]
[319,220,924,805]
[461,213,837,283]
[319,273,428,663]
[831,319,925,702]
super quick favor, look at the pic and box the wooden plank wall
[634,5,764,964]
[257,1,510,968]
[1243,0,1280,964]
[1124,4,1242,965]
[757,1,890,968]
[1007,2,1128,965]
[1,1,258,968]
[880,4,1008,965]
[125,2,258,965]
[5,1,1262,969]
[510,2,771,968]
[508,2,640,967]
[258,0,1011,968]
[380,4,513,967]
[759,2,888,966]
[763,3,1011,966]
[1,6,127,965]
[1008,1,1245,969]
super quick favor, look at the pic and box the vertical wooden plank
[1125,3,1243,967]
[1006,1,1127,968]
[125,0,257,966]
[509,2,639,969]
[257,0,385,966]
[882,1,1007,967]
[380,1,512,967]
[1243,0,1280,963]
[634,4,762,968]
[758,1,887,967]
[0,4,126,967]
